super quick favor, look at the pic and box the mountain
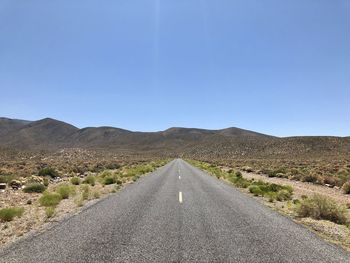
[0,118,32,137]
[0,118,78,149]
[0,117,349,159]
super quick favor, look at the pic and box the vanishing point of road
[0,159,349,263]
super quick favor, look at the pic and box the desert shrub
[99,170,112,178]
[235,171,242,178]
[82,175,96,186]
[45,207,55,218]
[342,181,350,194]
[39,192,62,207]
[70,177,81,185]
[0,207,24,222]
[266,168,287,178]
[23,183,46,193]
[81,185,90,200]
[116,179,123,185]
[56,184,75,199]
[132,175,140,182]
[293,199,301,205]
[105,163,121,170]
[43,177,49,187]
[93,191,100,199]
[38,167,58,178]
[301,173,320,184]
[265,192,277,202]
[249,185,263,196]
[290,174,303,181]
[322,176,340,187]
[0,174,16,184]
[276,190,292,201]
[227,175,250,188]
[296,194,348,225]
[90,163,104,173]
[103,176,116,185]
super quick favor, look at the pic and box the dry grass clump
[0,207,24,222]
[56,184,75,199]
[342,181,350,194]
[296,194,349,225]
[82,175,96,186]
[39,192,62,207]
[70,177,81,185]
[23,183,46,193]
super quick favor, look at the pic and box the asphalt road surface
[0,159,349,263]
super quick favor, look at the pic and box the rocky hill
[0,117,349,159]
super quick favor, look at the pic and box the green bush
[132,175,140,182]
[99,170,113,178]
[45,207,55,218]
[105,163,121,170]
[0,207,24,222]
[81,185,90,200]
[265,192,277,202]
[0,174,16,184]
[342,181,350,194]
[39,192,62,207]
[301,174,320,183]
[235,171,243,178]
[249,185,264,196]
[43,177,49,187]
[103,176,116,185]
[296,194,348,225]
[70,177,81,185]
[231,177,250,188]
[56,184,75,199]
[38,167,58,178]
[82,175,96,186]
[276,190,292,201]
[116,179,123,185]
[23,183,46,193]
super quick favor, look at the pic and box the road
[0,159,349,262]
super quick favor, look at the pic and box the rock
[0,183,6,190]
[9,180,22,190]
[242,166,254,173]
[324,184,334,188]
[52,176,62,183]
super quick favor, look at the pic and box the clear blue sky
[1,1,349,136]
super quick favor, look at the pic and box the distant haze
[1,1,349,136]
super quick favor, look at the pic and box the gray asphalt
[0,159,349,263]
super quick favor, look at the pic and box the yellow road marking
[179,192,183,203]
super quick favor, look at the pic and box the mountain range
[0,117,349,159]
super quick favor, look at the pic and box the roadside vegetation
[201,158,350,190]
[190,160,294,203]
[189,159,350,250]
[0,158,168,247]
[296,194,348,225]
[0,207,24,222]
